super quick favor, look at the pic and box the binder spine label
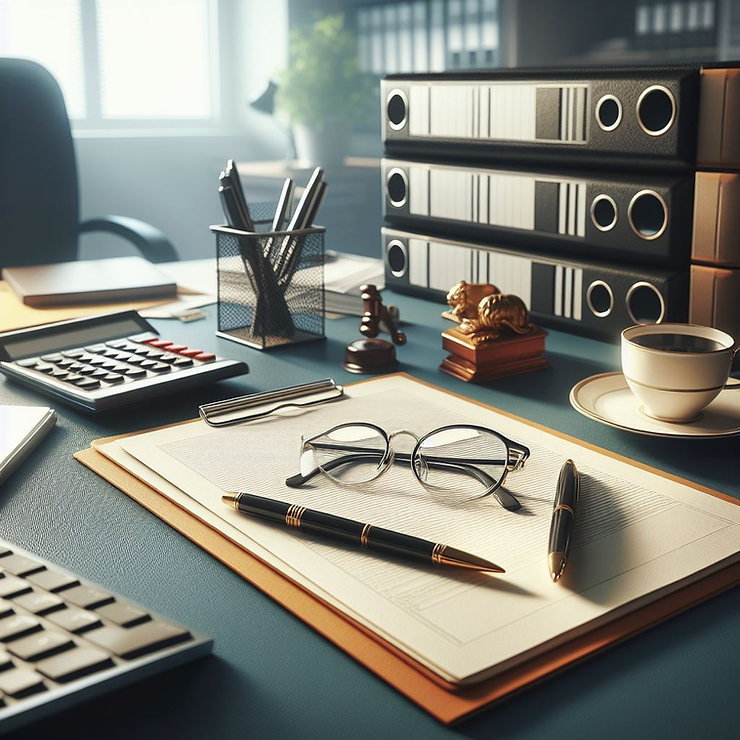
[407,81,589,144]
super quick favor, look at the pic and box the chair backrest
[0,58,79,270]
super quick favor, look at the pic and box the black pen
[222,492,505,574]
[548,459,580,582]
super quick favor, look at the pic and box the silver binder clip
[198,378,345,427]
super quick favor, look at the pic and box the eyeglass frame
[285,422,530,511]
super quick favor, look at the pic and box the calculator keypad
[11,337,220,393]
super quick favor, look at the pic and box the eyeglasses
[285,422,530,511]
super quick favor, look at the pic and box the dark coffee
[633,333,726,353]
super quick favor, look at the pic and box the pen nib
[221,493,239,510]
[437,546,505,574]
[549,552,567,582]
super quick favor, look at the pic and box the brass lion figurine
[459,293,535,345]
[446,280,499,322]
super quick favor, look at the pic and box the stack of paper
[89,376,740,687]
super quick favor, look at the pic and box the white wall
[76,125,285,261]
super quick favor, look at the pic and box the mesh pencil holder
[212,219,325,350]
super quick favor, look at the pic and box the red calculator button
[193,353,216,363]
[179,349,204,358]
[167,345,188,353]
[146,340,173,349]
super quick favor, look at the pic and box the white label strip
[409,167,430,216]
[564,266,574,319]
[408,238,428,288]
[409,85,430,136]
[554,264,563,317]
[573,266,583,321]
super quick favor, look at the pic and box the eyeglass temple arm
[284,452,521,512]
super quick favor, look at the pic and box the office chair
[0,58,177,270]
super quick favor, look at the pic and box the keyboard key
[0,600,14,620]
[165,345,188,353]
[127,332,158,343]
[0,575,33,599]
[123,354,145,366]
[27,570,79,593]
[96,602,150,628]
[101,361,119,371]
[105,339,130,349]
[15,358,39,368]
[193,353,216,363]
[40,353,63,362]
[57,358,75,369]
[0,614,42,641]
[148,363,170,374]
[91,369,109,379]
[85,621,191,659]
[8,630,74,661]
[89,357,107,367]
[156,353,179,364]
[49,369,69,380]
[146,339,173,349]
[65,375,84,385]
[99,348,120,358]
[12,590,65,615]
[46,607,102,634]
[34,363,54,374]
[37,647,113,684]
[179,348,204,358]
[0,648,12,670]
[68,363,84,372]
[172,357,194,368]
[77,366,96,376]
[63,585,115,610]
[84,344,106,353]
[123,368,146,379]
[103,374,124,384]
[76,379,101,390]
[62,349,87,358]
[0,668,46,698]
[0,553,46,576]
[140,360,158,370]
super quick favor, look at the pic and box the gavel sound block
[343,285,406,374]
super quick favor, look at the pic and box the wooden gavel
[359,285,406,345]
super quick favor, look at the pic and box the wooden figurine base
[439,325,549,382]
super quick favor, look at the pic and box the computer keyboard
[0,540,212,733]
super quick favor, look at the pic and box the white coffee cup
[621,323,739,423]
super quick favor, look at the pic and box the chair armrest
[79,216,178,263]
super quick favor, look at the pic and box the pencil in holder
[212,223,325,350]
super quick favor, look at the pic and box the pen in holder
[212,218,326,350]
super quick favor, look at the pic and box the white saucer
[569,372,740,438]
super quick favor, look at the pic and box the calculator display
[1,316,147,360]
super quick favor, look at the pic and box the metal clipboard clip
[198,378,345,427]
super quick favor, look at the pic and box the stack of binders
[380,64,740,342]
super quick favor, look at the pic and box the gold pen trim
[285,504,306,529]
[360,523,372,547]
[554,503,575,516]
[431,542,446,565]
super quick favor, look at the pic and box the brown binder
[74,375,740,724]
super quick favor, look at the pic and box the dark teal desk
[1,293,737,739]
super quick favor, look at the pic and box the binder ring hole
[387,89,408,130]
[636,86,676,136]
[386,239,408,278]
[387,168,408,208]
[626,282,666,324]
[591,195,618,231]
[595,95,622,131]
[587,280,614,318]
[628,190,668,240]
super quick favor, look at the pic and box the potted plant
[277,14,373,168]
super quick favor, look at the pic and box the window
[0,0,220,129]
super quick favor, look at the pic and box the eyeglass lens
[414,426,508,500]
[301,424,388,485]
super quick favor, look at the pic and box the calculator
[0,311,249,412]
